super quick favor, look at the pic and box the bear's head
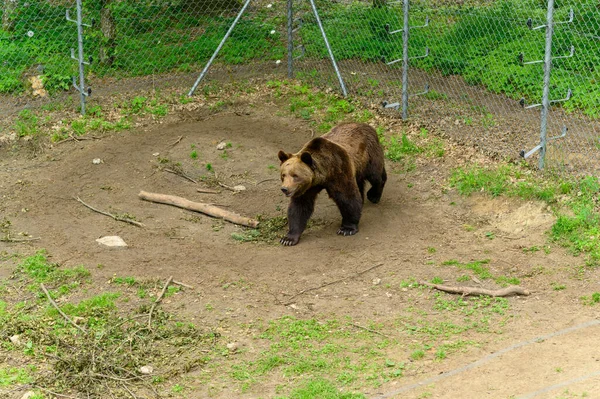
[277,150,314,198]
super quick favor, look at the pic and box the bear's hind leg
[281,188,319,246]
[367,167,387,204]
[330,185,363,236]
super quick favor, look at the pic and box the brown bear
[277,122,387,246]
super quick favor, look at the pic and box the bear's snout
[281,187,292,197]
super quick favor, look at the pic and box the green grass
[0,249,218,398]
[277,378,366,399]
[2,0,598,120]
[440,258,519,287]
[0,365,36,387]
[451,165,600,266]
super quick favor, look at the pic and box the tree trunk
[99,0,116,66]
[373,0,387,8]
[3,0,17,32]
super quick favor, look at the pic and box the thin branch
[218,182,237,191]
[169,135,184,146]
[196,188,220,194]
[33,386,80,399]
[75,197,144,227]
[350,323,389,338]
[41,283,87,333]
[148,276,173,328]
[420,281,531,297]
[164,168,198,184]
[56,135,100,145]
[172,280,194,289]
[256,178,278,185]
[0,235,41,242]
[284,263,384,305]
[91,373,142,382]
[120,382,138,399]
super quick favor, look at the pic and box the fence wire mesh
[1,0,599,176]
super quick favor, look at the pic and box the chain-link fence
[1,0,599,175]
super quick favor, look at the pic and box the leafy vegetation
[0,251,217,398]
[451,165,600,267]
[3,0,597,119]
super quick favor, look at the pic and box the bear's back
[322,123,380,171]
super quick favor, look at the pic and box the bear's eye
[291,174,299,180]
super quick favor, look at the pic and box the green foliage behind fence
[1,0,598,117]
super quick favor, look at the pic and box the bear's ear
[278,150,291,164]
[300,152,314,168]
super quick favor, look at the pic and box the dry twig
[218,182,237,191]
[75,197,144,227]
[172,280,194,289]
[41,283,87,333]
[164,168,198,184]
[148,276,173,328]
[169,135,184,146]
[284,263,384,305]
[0,235,41,243]
[350,323,389,338]
[256,178,278,185]
[420,281,531,297]
[197,188,220,194]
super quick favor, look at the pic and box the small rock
[21,391,36,399]
[233,185,246,192]
[372,278,381,286]
[216,142,227,150]
[386,292,393,298]
[140,365,154,374]
[289,304,299,310]
[28,75,48,97]
[152,152,160,156]
[92,158,103,164]
[96,236,128,248]
[226,342,239,352]
[9,334,21,345]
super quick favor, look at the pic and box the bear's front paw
[337,226,358,236]
[280,235,300,246]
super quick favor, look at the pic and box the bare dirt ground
[2,88,600,399]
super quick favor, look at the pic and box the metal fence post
[308,0,348,97]
[401,0,410,120]
[538,0,556,170]
[519,1,573,169]
[287,0,294,79]
[66,0,92,115]
[188,0,252,96]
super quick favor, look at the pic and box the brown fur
[278,123,387,246]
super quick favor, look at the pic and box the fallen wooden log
[139,190,259,228]
[419,281,530,297]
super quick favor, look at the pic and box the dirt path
[1,100,599,398]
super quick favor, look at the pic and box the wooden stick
[139,190,259,228]
[76,197,144,227]
[164,168,198,184]
[284,263,384,305]
[172,280,194,289]
[197,188,220,194]
[169,135,184,146]
[420,281,531,297]
[40,283,87,333]
[0,235,41,242]
[148,276,173,328]
[256,178,278,185]
[218,182,237,192]
[350,323,389,338]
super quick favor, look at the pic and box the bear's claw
[280,236,299,246]
[337,227,358,236]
